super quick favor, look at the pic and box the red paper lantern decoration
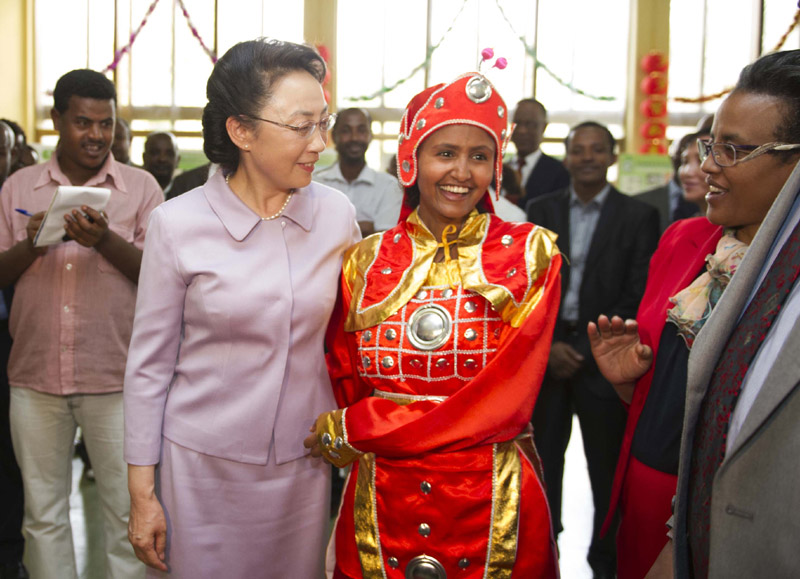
[639,140,668,155]
[640,73,668,95]
[640,121,667,140]
[640,97,667,118]
[640,52,668,74]
[316,44,330,63]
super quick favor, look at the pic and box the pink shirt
[0,155,163,395]
[124,173,360,466]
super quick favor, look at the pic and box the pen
[15,208,34,217]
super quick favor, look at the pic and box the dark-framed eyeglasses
[246,112,337,139]
[697,138,800,167]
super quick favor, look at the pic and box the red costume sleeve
[326,254,562,458]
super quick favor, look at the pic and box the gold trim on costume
[483,441,521,578]
[461,221,559,328]
[344,210,560,331]
[315,409,362,468]
[354,454,386,578]
[372,389,448,405]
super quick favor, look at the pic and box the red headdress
[396,71,513,221]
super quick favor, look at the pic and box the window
[336,0,631,167]
[34,0,304,165]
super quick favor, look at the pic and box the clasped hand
[63,205,109,247]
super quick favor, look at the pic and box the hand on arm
[303,422,323,459]
[64,206,143,283]
[588,315,653,404]
[548,341,585,380]
[303,410,361,468]
[127,464,168,572]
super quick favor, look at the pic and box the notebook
[33,186,111,247]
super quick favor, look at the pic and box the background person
[526,121,660,578]
[314,107,402,236]
[0,120,26,579]
[508,98,570,208]
[112,118,133,165]
[142,131,179,195]
[123,39,359,578]
[0,68,162,579]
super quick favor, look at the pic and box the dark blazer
[167,163,212,200]
[513,152,571,209]
[635,182,700,233]
[526,186,660,356]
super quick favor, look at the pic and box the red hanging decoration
[640,73,668,95]
[640,97,667,119]
[640,121,667,140]
[640,51,668,74]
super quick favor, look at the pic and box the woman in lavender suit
[123,39,359,578]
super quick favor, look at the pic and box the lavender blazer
[124,171,360,466]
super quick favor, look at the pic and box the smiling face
[416,124,495,237]
[51,95,115,184]
[563,126,617,197]
[678,137,709,209]
[333,108,372,164]
[702,91,800,244]
[239,70,328,193]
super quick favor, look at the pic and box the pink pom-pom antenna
[493,57,508,70]
[481,48,495,60]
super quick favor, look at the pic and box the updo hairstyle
[202,38,326,173]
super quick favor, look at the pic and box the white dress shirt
[314,162,403,231]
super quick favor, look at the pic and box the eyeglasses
[696,138,800,167]
[246,113,337,139]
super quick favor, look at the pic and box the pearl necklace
[225,173,294,221]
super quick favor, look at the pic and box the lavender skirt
[146,437,331,578]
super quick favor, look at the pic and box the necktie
[515,157,525,187]
[687,218,800,578]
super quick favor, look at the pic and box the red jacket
[601,217,723,535]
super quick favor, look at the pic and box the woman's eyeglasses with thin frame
[697,138,800,167]
[246,113,337,139]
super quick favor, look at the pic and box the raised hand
[588,315,653,404]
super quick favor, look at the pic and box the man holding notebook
[0,69,162,578]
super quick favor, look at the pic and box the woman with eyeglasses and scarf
[590,50,800,579]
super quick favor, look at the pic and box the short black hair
[565,121,616,152]
[515,98,547,120]
[734,49,800,145]
[202,38,326,173]
[52,69,117,113]
[332,107,371,137]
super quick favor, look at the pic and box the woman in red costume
[306,70,561,578]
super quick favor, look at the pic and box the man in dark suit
[167,162,214,200]
[526,121,659,578]
[507,99,570,208]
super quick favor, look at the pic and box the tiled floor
[67,415,595,578]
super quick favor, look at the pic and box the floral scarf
[666,230,748,348]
